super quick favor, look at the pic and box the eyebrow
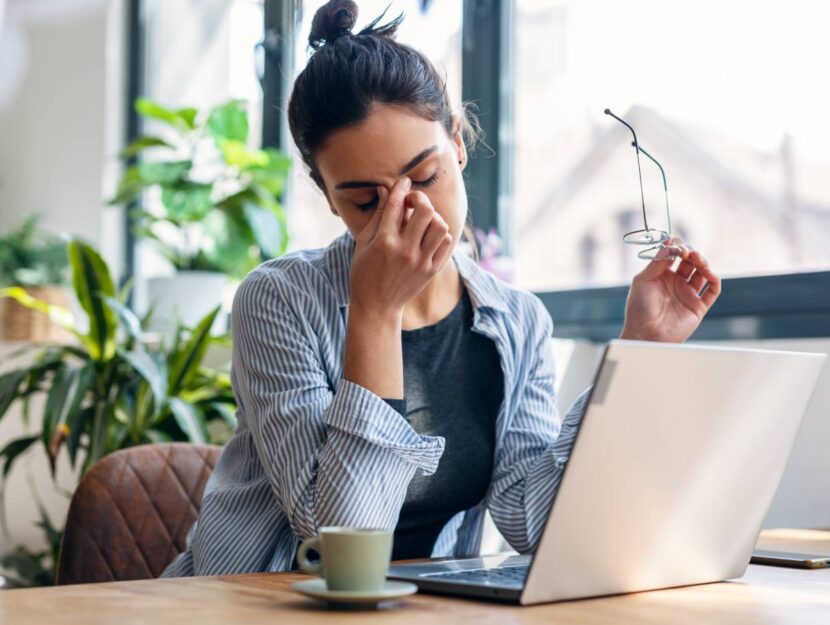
[334,145,438,190]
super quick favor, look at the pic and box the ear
[451,115,468,170]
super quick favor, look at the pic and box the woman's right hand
[349,176,454,317]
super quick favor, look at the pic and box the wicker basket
[1,285,72,342]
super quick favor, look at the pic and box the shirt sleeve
[230,268,444,542]
[487,294,591,554]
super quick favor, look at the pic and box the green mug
[297,527,393,592]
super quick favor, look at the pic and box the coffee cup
[296,527,393,592]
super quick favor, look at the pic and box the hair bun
[309,0,359,50]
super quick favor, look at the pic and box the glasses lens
[623,228,669,245]
[638,244,683,261]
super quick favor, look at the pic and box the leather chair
[56,443,222,585]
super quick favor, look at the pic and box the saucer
[291,578,417,607]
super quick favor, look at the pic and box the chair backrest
[56,443,221,585]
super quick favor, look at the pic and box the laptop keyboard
[422,564,529,585]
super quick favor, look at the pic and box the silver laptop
[388,340,826,605]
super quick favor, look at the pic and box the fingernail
[402,176,411,188]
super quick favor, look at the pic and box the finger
[430,233,454,271]
[700,270,722,307]
[637,249,675,280]
[402,191,438,246]
[673,273,708,313]
[421,215,450,256]
[378,177,411,233]
[676,258,696,280]
[689,271,708,293]
[371,185,389,227]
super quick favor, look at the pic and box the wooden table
[3,530,830,625]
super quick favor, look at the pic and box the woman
[162,0,720,577]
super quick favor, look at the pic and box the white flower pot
[145,271,229,333]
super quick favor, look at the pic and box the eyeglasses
[604,108,682,261]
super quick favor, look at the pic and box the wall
[0,0,125,559]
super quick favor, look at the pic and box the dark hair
[287,0,479,191]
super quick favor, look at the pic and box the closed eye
[355,171,441,211]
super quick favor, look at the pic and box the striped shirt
[161,230,590,577]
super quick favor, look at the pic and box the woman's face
[313,103,468,250]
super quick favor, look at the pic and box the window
[512,0,830,292]
[285,0,463,252]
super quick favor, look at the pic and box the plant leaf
[143,429,173,444]
[135,98,195,132]
[210,401,238,431]
[0,369,26,424]
[67,241,117,361]
[120,348,166,411]
[160,181,214,221]
[176,107,198,129]
[119,135,174,158]
[103,296,142,342]
[167,306,220,395]
[168,398,208,444]
[206,100,248,143]
[137,160,191,185]
[0,436,38,478]
[242,201,285,259]
[108,165,146,205]
[218,139,268,169]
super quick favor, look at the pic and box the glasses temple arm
[631,141,671,235]
[604,109,649,230]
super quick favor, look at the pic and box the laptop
[388,340,826,605]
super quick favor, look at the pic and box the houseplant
[110,98,291,329]
[0,240,237,586]
[0,215,70,341]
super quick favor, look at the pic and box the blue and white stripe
[161,230,590,577]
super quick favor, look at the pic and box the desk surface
[3,529,830,625]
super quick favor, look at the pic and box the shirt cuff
[324,379,444,475]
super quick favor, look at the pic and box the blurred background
[1,0,829,588]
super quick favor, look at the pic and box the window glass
[513,0,830,291]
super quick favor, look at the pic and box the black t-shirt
[383,287,504,560]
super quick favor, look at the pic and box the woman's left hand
[620,239,722,343]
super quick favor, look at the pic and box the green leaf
[0,369,26,423]
[1,287,76,331]
[44,365,95,475]
[160,181,214,221]
[0,436,38,478]
[119,135,174,158]
[108,165,146,205]
[167,306,220,395]
[200,207,257,278]
[206,100,248,143]
[175,107,198,130]
[135,98,195,133]
[242,202,284,259]
[117,276,134,305]
[120,349,166,411]
[168,398,208,444]
[66,406,93,468]
[42,367,71,450]
[67,241,117,361]
[137,160,191,185]
[143,429,173,444]
[103,296,142,342]
[210,401,238,431]
[218,139,268,169]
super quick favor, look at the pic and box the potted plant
[110,98,291,330]
[0,240,237,587]
[0,216,70,342]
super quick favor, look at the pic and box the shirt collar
[323,230,509,315]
